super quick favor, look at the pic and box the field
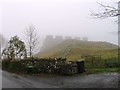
[36,39,118,61]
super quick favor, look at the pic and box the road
[2,71,58,88]
[2,70,120,88]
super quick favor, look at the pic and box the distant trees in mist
[0,34,8,59]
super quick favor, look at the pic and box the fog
[0,0,118,46]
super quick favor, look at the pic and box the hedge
[2,58,78,75]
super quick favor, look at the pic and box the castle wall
[65,36,72,40]
[41,35,88,52]
[74,37,81,40]
[82,37,88,41]
[55,36,63,42]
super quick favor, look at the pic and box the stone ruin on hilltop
[40,35,88,52]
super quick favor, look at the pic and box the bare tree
[91,2,119,18]
[91,1,120,47]
[25,25,39,58]
[91,2,120,34]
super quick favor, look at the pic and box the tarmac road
[2,71,58,88]
[2,70,120,88]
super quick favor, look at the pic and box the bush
[105,60,119,68]
[2,60,10,71]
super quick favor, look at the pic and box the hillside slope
[36,39,118,61]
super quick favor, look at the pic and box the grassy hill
[35,39,118,61]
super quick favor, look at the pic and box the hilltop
[36,39,118,61]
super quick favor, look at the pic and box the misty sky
[0,0,118,45]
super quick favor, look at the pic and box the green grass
[36,39,118,61]
[85,67,119,74]
[94,68,119,72]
